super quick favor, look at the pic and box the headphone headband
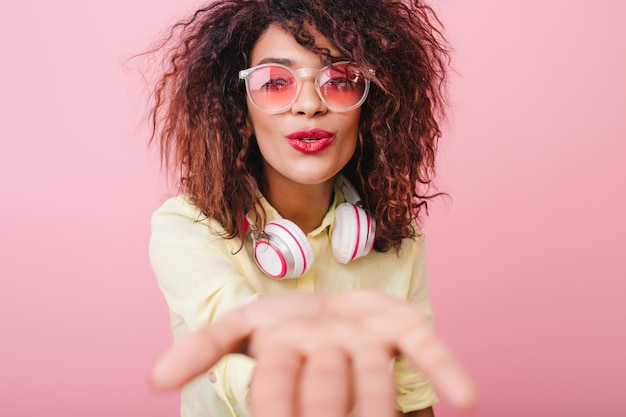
[334,174,362,206]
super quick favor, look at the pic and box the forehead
[250,23,340,67]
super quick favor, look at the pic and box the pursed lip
[286,128,334,140]
[286,128,335,154]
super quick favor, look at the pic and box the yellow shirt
[149,190,438,416]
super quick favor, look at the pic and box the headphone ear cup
[331,203,375,264]
[253,218,314,279]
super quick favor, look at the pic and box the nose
[290,75,327,117]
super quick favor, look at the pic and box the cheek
[343,112,361,141]
[245,110,280,160]
[245,106,267,137]
[339,122,360,163]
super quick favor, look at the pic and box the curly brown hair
[149,0,450,251]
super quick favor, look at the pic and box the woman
[147,0,474,416]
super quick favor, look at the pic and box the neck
[262,177,334,235]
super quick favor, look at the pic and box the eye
[322,65,363,91]
[325,76,354,90]
[249,66,296,92]
[262,77,291,91]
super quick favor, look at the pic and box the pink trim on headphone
[365,213,373,252]
[351,204,361,261]
[273,221,309,276]
[254,241,288,279]
[243,217,252,235]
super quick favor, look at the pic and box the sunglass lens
[318,64,367,109]
[248,66,297,111]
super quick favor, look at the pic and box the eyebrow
[256,57,294,66]
[255,56,348,67]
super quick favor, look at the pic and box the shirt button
[207,370,217,383]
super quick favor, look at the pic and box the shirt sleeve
[394,231,439,413]
[149,196,256,416]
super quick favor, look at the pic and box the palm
[152,290,475,417]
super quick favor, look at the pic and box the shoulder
[148,195,247,281]
[152,194,203,221]
[395,222,426,256]
[150,195,227,241]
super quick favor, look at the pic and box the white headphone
[246,174,376,279]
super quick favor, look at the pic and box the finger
[249,347,302,417]
[398,326,476,409]
[299,347,351,417]
[351,344,396,417]
[151,309,253,390]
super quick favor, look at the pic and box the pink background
[1,0,624,416]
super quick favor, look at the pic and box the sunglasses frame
[238,61,374,114]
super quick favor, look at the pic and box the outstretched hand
[151,290,476,417]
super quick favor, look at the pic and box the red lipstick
[286,128,335,154]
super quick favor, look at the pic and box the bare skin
[152,290,476,417]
